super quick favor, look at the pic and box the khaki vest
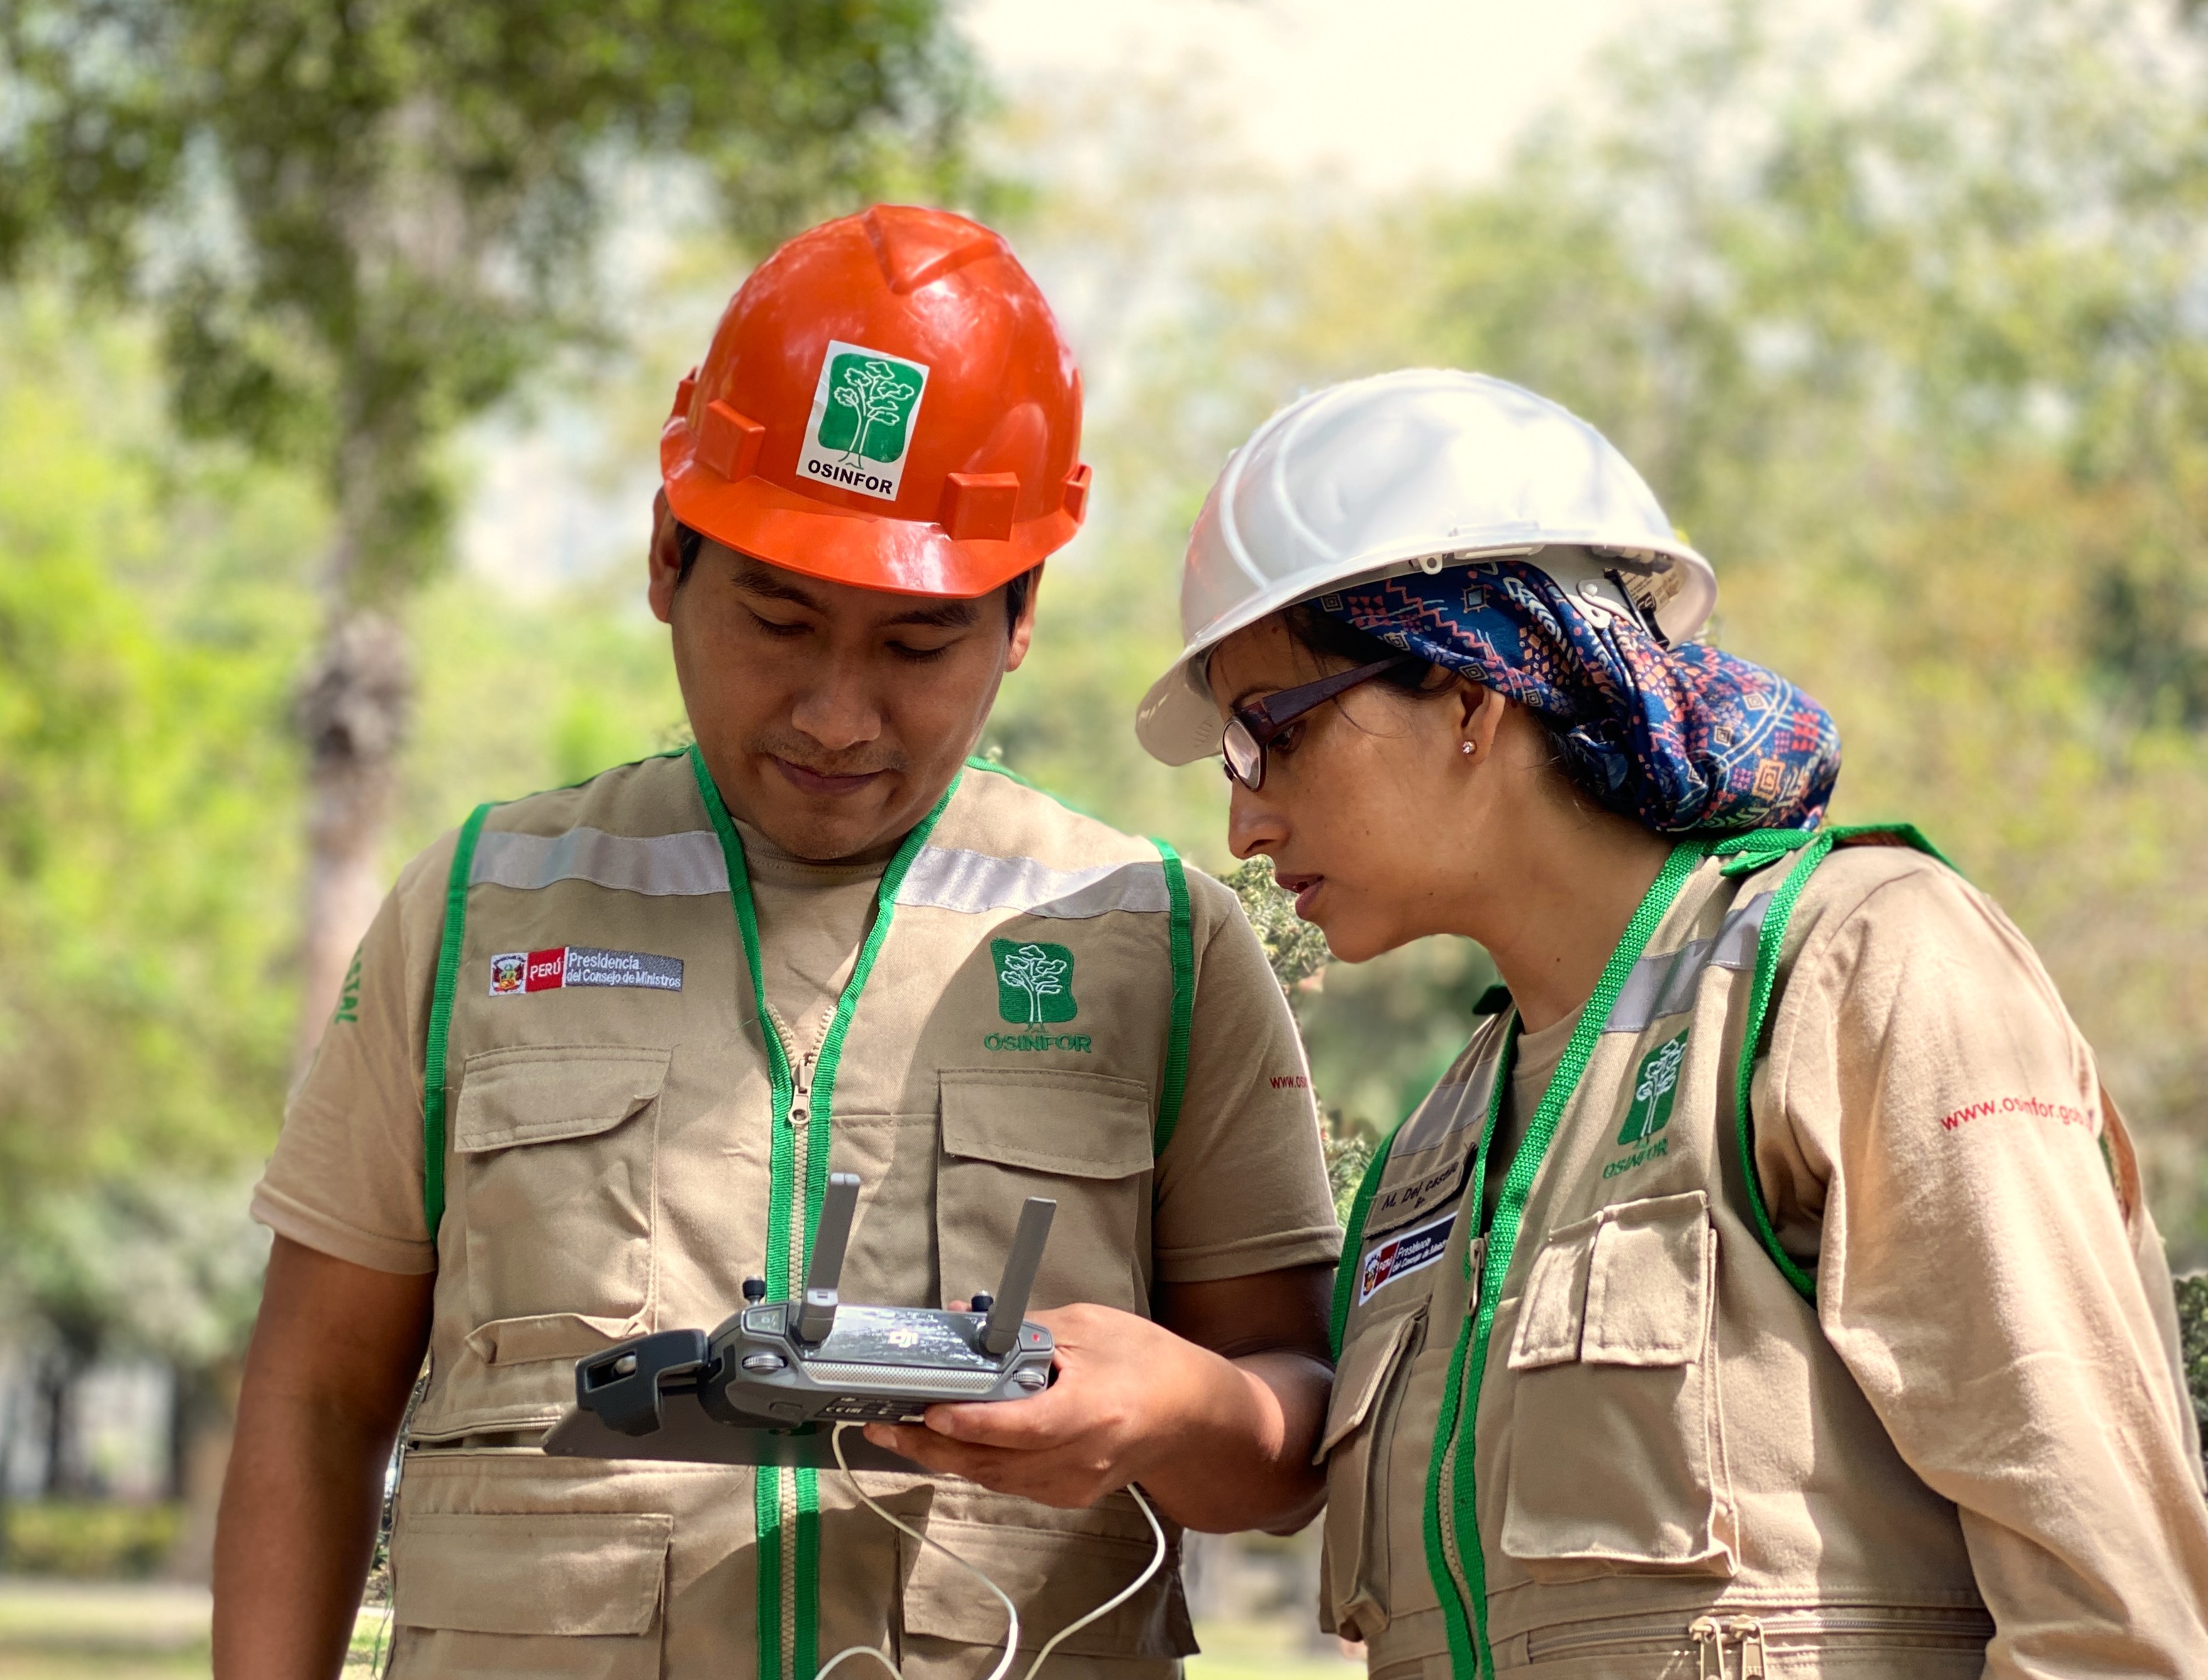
[391,748,1200,1679]
[1320,830,2000,1680]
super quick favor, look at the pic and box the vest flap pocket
[1498,1193,1730,1583]
[1583,1190,1709,1367]
[464,1311,644,1368]
[393,1511,670,1634]
[936,1069,1151,1316]
[452,1046,664,1340]
[1508,1214,1598,1371]
[455,1045,671,1153]
[1319,1306,1422,1461]
[901,1501,1193,1659]
[1319,1304,1427,1641]
[939,1067,1152,1179]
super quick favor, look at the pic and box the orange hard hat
[660,204,1089,599]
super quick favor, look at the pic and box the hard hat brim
[1134,541,1719,767]
[1136,658,1227,768]
[1134,551,1419,767]
[662,423,1080,599]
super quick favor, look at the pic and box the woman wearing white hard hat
[1139,372,2208,1677]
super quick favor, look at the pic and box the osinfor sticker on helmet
[796,339,931,501]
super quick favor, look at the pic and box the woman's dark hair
[673,519,1037,630]
[1282,603,1447,693]
[1283,603,1598,803]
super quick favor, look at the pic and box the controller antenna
[795,1173,861,1344]
[981,1198,1056,1357]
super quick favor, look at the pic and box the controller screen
[813,1306,1000,1370]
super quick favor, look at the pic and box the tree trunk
[163,1357,241,1583]
[36,1352,84,1498]
[293,608,413,1070]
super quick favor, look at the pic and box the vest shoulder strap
[1327,1018,1511,1358]
[415,753,691,1235]
[1330,1114,1404,1359]
[1149,838,1196,1157]
[1720,822,1951,1303]
[422,801,494,1236]
[962,756,1197,1157]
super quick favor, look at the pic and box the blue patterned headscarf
[1314,559,1840,832]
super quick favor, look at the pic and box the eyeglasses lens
[1222,720,1264,791]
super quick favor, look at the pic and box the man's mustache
[749,732,906,779]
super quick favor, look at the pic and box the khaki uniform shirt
[255,751,1340,1679]
[735,816,887,1057]
[1322,835,2208,1679]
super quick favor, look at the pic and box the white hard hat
[1135,369,1718,766]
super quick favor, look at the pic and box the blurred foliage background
[3,0,2207,1592]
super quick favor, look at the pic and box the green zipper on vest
[689,743,957,1680]
[1425,839,1709,1680]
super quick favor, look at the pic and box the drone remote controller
[560,1175,1057,1458]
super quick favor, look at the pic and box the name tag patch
[1358,1209,1455,1305]
[489,947,683,996]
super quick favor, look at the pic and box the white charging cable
[811,1423,1168,1680]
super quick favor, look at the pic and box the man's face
[648,499,1035,860]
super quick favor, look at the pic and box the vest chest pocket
[937,1067,1152,1317]
[1499,1189,1734,1584]
[453,1046,669,1342]
[1317,1303,1424,1642]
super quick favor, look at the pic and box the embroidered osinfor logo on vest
[796,340,930,501]
[1616,1029,1688,1147]
[993,940,1075,1024]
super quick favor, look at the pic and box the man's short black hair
[673,519,1037,631]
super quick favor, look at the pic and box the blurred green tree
[0,294,313,1204]
[0,290,315,1563]
[0,0,976,1060]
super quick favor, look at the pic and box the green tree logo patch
[797,339,930,501]
[1616,1030,1688,1146]
[993,940,1076,1025]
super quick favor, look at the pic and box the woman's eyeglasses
[1220,655,1417,791]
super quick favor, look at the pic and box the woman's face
[1208,615,1498,963]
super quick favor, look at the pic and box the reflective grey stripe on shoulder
[1605,891,1773,1035]
[1388,1054,1503,1160]
[896,847,1170,919]
[471,827,730,897]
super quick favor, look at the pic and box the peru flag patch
[489,947,683,996]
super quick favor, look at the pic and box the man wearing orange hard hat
[213,206,1341,1679]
